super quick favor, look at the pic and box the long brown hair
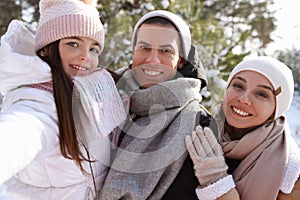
[38,40,90,171]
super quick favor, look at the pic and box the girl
[0,0,125,199]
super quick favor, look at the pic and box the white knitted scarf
[72,69,127,163]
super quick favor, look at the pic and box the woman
[186,56,300,200]
[0,0,125,199]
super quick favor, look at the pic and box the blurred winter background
[263,0,300,146]
[1,1,300,199]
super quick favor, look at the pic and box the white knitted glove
[185,126,228,187]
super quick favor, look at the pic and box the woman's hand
[185,126,228,187]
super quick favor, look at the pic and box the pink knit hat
[35,0,104,53]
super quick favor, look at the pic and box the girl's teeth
[233,107,249,116]
[71,65,87,71]
[144,69,161,76]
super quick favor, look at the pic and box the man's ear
[132,47,136,57]
[177,57,186,69]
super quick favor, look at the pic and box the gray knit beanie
[226,56,294,120]
[131,10,191,59]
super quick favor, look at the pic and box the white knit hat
[226,56,294,120]
[35,0,104,53]
[132,10,191,59]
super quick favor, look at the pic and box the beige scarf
[215,111,288,200]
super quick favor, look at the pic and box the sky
[266,0,300,54]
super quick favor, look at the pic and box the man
[98,10,231,199]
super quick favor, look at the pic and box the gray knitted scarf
[99,77,203,200]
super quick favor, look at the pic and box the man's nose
[145,49,161,64]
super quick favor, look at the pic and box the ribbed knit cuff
[195,175,235,200]
[280,138,300,193]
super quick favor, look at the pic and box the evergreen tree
[275,49,300,92]
[0,1,22,36]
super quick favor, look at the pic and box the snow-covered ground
[286,92,300,147]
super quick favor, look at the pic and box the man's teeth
[71,65,87,71]
[144,69,161,76]
[233,107,249,116]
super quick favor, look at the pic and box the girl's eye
[90,47,100,54]
[67,42,78,47]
